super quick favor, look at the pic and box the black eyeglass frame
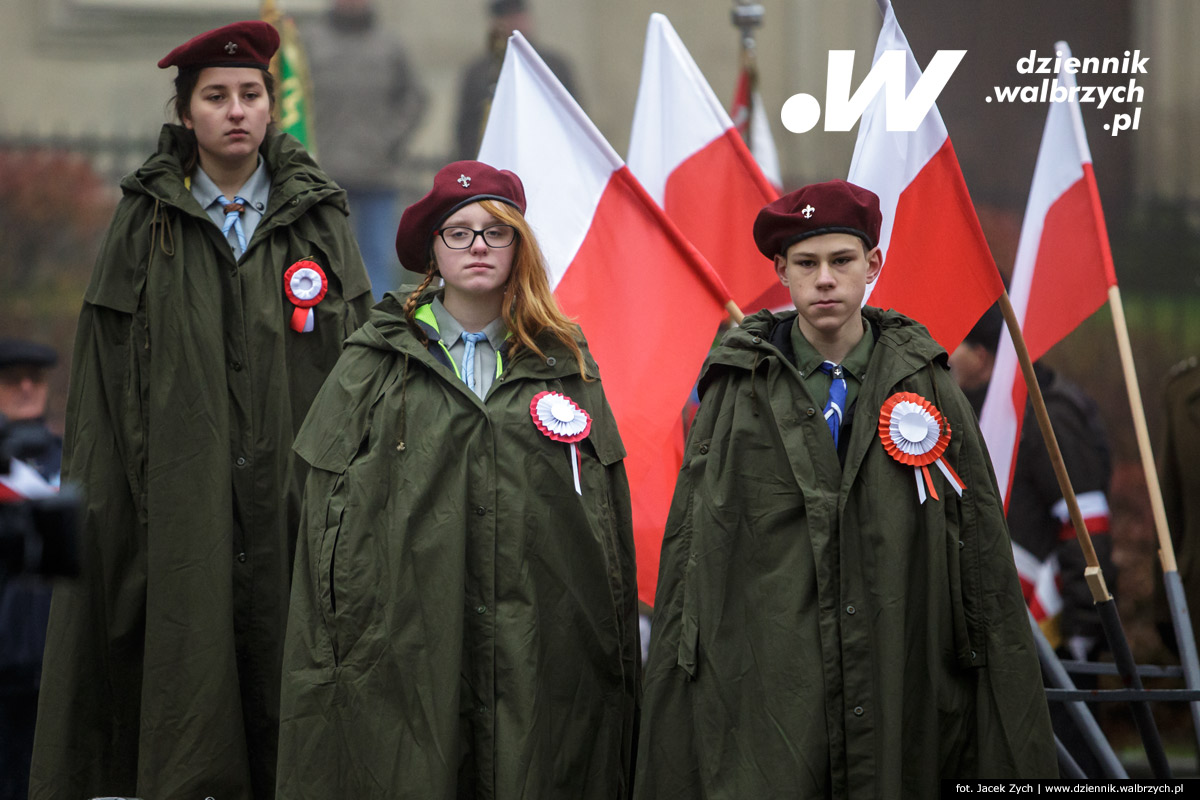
[434,224,518,250]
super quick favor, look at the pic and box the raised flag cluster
[478,7,1116,612]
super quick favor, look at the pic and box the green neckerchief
[790,315,875,415]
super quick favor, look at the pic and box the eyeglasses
[435,224,517,250]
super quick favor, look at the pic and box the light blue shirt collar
[190,157,272,256]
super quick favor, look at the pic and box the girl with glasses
[276,160,640,798]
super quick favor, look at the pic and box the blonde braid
[403,269,437,345]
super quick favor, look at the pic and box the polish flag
[730,62,783,193]
[479,32,735,606]
[627,13,783,312]
[848,0,1003,351]
[1012,542,1064,639]
[0,458,57,502]
[979,39,1118,507]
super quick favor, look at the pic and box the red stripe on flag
[553,167,730,605]
[1020,172,1117,361]
[1018,573,1036,605]
[868,138,1004,351]
[1082,163,1118,287]
[663,129,779,309]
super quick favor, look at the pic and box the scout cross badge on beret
[753,179,882,259]
[157,20,280,71]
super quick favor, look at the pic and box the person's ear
[865,246,883,284]
[774,254,789,285]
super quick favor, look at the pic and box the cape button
[545,356,557,366]
[806,408,816,417]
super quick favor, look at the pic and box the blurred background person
[0,338,59,800]
[0,339,61,484]
[455,0,578,161]
[952,305,1115,659]
[306,0,427,295]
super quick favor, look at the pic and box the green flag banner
[264,2,317,156]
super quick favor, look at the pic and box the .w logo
[781,49,966,133]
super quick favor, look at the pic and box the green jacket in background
[30,125,373,800]
[276,291,641,798]
[635,307,1056,799]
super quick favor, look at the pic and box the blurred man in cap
[455,0,578,160]
[0,337,59,800]
[0,339,60,481]
[306,0,427,294]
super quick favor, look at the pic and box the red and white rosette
[878,391,966,504]
[284,259,328,333]
[530,390,592,495]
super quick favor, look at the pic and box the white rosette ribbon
[878,392,965,504]
[530,391,592,495]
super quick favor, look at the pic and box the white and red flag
[0,458,57,502]
[627,13,782,312]
[977,41,1117,617]
[479,32,735,606]
[848,0,1003,351]
[730,58,783,193]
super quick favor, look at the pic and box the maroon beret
[158,21,280,71]
[753,179,882,259]
[395,160,527,273]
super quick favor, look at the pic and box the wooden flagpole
[1107,284,1200,755]
[998,290,1171,777]
[1107,286,1176,570]
[726,300,745,325]
[998,292,1107,592]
